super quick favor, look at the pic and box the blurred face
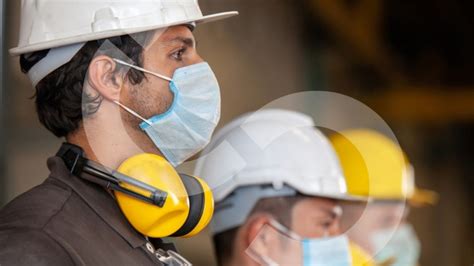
[341,201,408,254]
[291,197,342,237]
[248,197,342,265]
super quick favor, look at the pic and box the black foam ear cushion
[171,174,205,237]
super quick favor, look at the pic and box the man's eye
[319,220,333,229]
[171,48,186,61]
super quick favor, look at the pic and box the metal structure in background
[0,0,5,206]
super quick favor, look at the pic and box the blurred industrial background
[1,0,473,265]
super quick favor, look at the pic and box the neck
[67,100,161,170]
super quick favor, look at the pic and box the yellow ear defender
[57,143,214,238]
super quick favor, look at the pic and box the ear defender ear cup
[172,174,214,238]
[114,153,214,238]
[115,153,190,238]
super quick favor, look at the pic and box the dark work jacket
[0,156,177,265]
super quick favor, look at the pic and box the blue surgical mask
[113,59,221,166]
[370,224,421,266]
[268,220,352,266]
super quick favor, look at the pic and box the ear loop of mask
[111,58,173,127]
[113,100,152,126]
[268,219,303,241]
[259,255,279,266]
[246,222,284,266]
[112,58,172,82]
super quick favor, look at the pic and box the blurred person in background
[330,129,439,266]
[195,109,372,266]
[0,0,237,265]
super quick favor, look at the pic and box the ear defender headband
[57,143,214,238]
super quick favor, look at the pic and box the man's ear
[242,214,277,258]
[87,55,123,101]
[245,214,271,245]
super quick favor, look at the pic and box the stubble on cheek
[126,81,174,124]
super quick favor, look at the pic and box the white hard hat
[194,109,365,234]
[10,0,238,55]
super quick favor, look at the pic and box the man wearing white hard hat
[194,109,369,266]
[0,1,237,265]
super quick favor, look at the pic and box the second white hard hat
[195,109,365,202]
[10,0,238,55]
[194,109,365,234]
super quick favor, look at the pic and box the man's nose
[190,53,204,64]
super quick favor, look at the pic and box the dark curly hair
[20,31,155,137]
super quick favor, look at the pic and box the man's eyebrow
[318,206,343,219]
[163,37,196,48]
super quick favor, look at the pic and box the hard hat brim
[287,178,370,202]
[9,11,239,56]
[408,187,439,207]
[307,192,370,202]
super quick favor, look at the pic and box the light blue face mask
[268,220,352,266]
[113,59,221,166]
[371,223,421,266]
